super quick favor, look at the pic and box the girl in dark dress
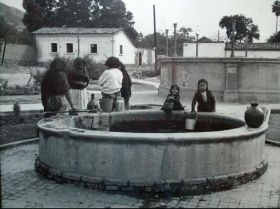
[191,78,216,112]
[161,84,185,113]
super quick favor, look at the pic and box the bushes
[0,84,40,96]
[83,55,106,80]
[0,78,8,95]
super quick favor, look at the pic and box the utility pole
[230,20,236,58]
[196,33,199,58]
[1,39,6,66]
[173,23,177,57]
[165,29,169,56]
[245,36,248,58]
[77,35,80,57]
[153,5,157,71]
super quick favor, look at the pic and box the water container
[185,112,197,131]
[115,97,124,111]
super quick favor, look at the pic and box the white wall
[225,50,280,58]
[183,42,225,57]
[35,32,136,64]
[114,31,136,65]
[183,42,280,59]
[79,34,114,63]
[135,48,155,66]
[35,35,79,62]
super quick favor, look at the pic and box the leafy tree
[55,0,93,27]
[139,26,195,56]
[219,14,260,43]
[22,0,135,30]
[178,27,193,40]
[93,0,134,28]
[0,16,32,45]
[272,0,280,33]
[267,31,280,42]
[198,36,212,42]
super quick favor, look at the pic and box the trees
[219,14,260,43]
[272,1,280,33]
[22,0,135,31]
[0,16,32,45]
[267,31,280,42]
[138,26,195,56]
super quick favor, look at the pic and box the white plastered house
[32,27,154,65]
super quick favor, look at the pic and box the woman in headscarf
[41,57,76,117]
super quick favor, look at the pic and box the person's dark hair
[74,57,85,69]
[50,58,66,72]
[197,78,208,90]
[105,56,120,68]
[169,84,180,94]
[119,62,126,72]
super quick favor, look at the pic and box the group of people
[41,56,215,118]
[41,56,132,117]
[161,78,216,113]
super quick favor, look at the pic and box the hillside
[0,3,25,31]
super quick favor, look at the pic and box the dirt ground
[0,112,44,145]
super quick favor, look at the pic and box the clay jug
[244,102,265,128]
[87,94,99,111]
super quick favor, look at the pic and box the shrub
[13,101,21,116]
[83,55,106,80]
[0,79,8,95]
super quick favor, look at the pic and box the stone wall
[2,44,36,65]
[158,57,280,103]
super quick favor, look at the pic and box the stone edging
[265,139,280,147]
[0,138,39,151]
[35,157,268,196]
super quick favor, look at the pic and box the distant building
[183,42,280,58]
[32,27,154,65]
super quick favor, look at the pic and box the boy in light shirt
[98,57,123,112]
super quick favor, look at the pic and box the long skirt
[70,88,88,110]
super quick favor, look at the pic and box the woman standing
[41,57,76,117]
[67,57,90,110]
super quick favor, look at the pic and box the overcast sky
[0,0,277,42]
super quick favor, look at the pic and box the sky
[0,0,277,42]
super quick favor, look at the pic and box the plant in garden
[0,79,8,96]
[13,101,21,116]
[83,54,107,80]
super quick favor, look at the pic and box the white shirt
[98,68,123,94]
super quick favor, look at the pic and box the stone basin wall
[36,110,268,194]
[158,57,280,103]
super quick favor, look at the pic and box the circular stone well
[36,110,268,195]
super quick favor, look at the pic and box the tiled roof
[225,42,280,50]
[32,27,123,34]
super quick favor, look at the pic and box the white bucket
[185,118,196,130]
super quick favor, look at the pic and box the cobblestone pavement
[266,113,280,143]
[1,143,279,208]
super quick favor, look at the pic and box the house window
[66,43,73,53]
[51,43,57,52]
[90,44,97,53]
[120,45,123,55]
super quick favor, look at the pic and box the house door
[138,52,142,66]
